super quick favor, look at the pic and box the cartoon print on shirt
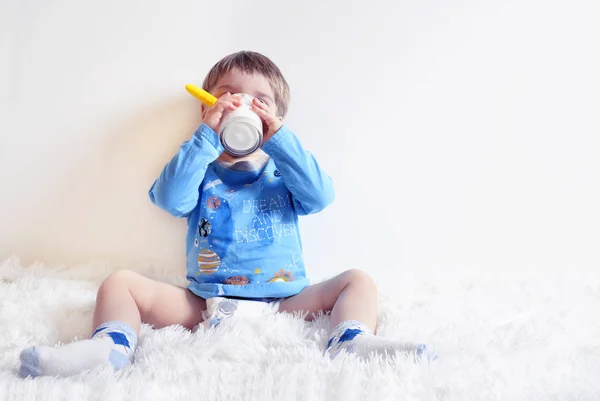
[198,182,235,269]
[284,250,303,270]
[203,179,223,192]
[268,268,294,283]
[206,196,221,210]
[199,219,211,237]
[223,276,250,285]
[197,249,221,275]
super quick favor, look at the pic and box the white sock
[325,320,437,361]
[20,321,137,377]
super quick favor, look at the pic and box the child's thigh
[109,270,207,329]
[278,274,348,318]
[141,280,207,329]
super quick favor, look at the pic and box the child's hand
[252,98,283,143]
[202,93,243,133]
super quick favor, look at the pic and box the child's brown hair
[202,51,290,117]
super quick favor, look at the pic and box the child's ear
[278,116,283,122]
[201,104,207,120]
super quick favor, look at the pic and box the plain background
[1,0,598,285]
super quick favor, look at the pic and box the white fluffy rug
[1,257,600,401]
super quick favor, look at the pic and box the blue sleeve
[148,124,223,217]
[262,125,335,215]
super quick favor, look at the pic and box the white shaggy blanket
[1,257,600,401]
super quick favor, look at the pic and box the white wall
[1,0,599,283]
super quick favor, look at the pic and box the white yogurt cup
[219,94,263,157]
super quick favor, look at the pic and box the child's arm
[149,94,242,217]
[262,126,335,215]
[148,124,223,217]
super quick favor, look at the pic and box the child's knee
[342,269,377,293]
[98,270,140,293]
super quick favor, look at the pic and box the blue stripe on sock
[92,326,107,337]
[107,332,130,348]
[339,328,363,343]
[92,321,138,348]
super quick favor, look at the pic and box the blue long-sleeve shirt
[149,124,334,299]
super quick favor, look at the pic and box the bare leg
[279,269,378,331]
[20,270,207,377]
[93,270,207,334]
[279,269,434,360]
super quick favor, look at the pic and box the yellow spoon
[185,84,218,107]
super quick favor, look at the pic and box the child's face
[204,68,279,163]
[211,69,279,115]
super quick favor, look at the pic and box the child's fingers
[210,102,230,114]
[224,94,243,105]
[216,93,242,108]
[252,103,271,116]
[213,100,239,112]
[252,104,265,114]
[252,97,269,111]
[252,105,275,122]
